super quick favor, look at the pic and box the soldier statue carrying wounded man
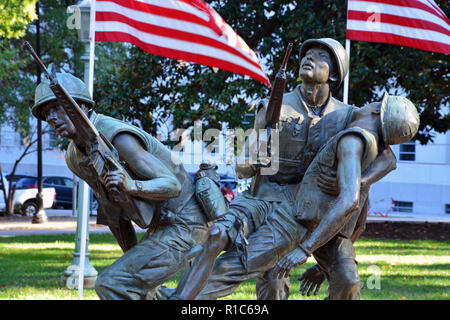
[168,38,417,300]
[178,93,418,300]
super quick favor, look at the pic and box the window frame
[399,141,416,161]
[392,200,414,213]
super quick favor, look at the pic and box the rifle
[23,41,155,228]
[250,41,295,196]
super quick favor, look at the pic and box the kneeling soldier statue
[27,42,215,300]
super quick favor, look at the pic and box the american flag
[94,0,271,87]
[346,0,450,54]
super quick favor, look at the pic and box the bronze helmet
[299,38,349,93]
[380,92,420,146]
[33,72,94,120]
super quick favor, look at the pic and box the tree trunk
[0,165,7,216]
[6,186,16,216]
[5,159,22,216]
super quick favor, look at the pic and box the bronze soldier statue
[31,71,210,299]
[191,93,419,300]
[170,38,396,300]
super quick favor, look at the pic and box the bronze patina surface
[32,68,210,300]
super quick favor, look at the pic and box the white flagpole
[343,39,351,104]
[88,0,96,94]
[78,0,96,300]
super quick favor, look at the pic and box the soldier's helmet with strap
[299,38,349,93]
[33,72,94,121]
[380,92,420,146]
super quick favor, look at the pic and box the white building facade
[2,118,449,219]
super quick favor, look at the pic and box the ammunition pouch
[194,163,228,222]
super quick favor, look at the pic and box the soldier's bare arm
[273,134,364,278]
[302,134,364,252]
[360,146,396,189]
[103,132,181,201]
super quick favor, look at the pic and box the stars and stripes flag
[346,0,450,55]
[93,0,271,87]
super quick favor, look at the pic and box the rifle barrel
[281,42,294,70]
[22,41,50,78]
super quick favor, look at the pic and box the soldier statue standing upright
[171,38,397,300]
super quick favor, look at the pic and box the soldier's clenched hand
[103,169,132,193]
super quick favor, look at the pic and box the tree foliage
[0,0,38,39]
[94,0,449,144]
[0,0,37,127]
[0,0,84,138]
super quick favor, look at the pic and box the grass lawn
[0,233,448,300]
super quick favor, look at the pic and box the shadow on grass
[0,234,448,300]
[355,242,450,256]
[0,233,120,244]
[358,262,449,271]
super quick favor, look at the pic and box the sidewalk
[0,209,146,237]
[0,209,449,237]
[367,213,450,223]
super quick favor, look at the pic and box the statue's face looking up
[41,101,77,139]
[299,46,334,85]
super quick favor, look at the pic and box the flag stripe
[95,21,268,81]
[421,0,449,21]
[347,29,450,53]
[347,20,450,45]
[95,11,262,70]
[95,0,270,87]
[347,0,450,54]
[96,0,255,60]
[97,0,236,52]
[348,0,449,31]
[353,0,449,23]
[95,31,271,85]
[97,0,211,30]
[348,11,450,37]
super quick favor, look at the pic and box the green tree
[0,0,84,138]
[94,0,448,144]
[0,0,84,215]
[0,0,37,39]
[0,0,38,126]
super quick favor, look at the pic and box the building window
[399,142,416,161]
[445,204,450,214]
[393,200,413,213]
